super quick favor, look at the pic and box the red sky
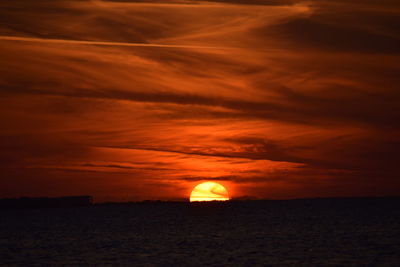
[1,0,400,202]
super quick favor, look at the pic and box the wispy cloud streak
[0,35,234,50]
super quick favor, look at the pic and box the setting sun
[190,182,230,202]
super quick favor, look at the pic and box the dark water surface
[1,198,399,266]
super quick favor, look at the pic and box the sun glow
[190,182,230,202]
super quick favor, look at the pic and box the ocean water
[1,198,399,266]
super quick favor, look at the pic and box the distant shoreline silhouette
[0,196,92,209]
[1,196,398,210]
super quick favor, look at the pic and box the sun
[190,182,230,202]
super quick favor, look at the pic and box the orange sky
[1,0,400,202]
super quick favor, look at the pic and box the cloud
[1,0,399,201]
[0,36,232,50]
[265,3,400,53]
